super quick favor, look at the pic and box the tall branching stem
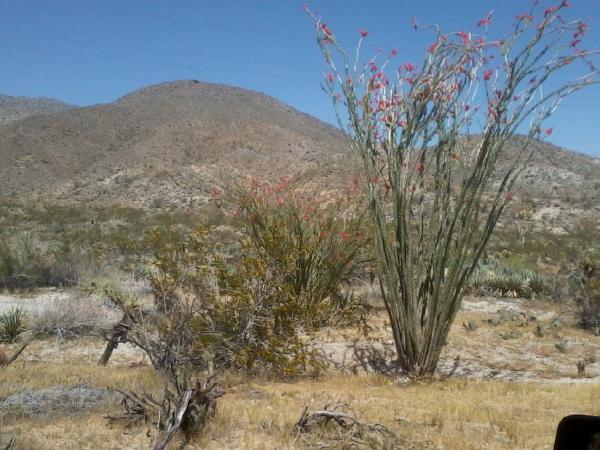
[309,3,598,376]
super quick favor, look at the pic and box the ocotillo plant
[308,2,598,376]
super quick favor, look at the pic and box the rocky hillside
[485,135,600,232]
[0,80,597,231]
[0,81,350,208]
[0,94,74,125]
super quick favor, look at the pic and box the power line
[3,40,600,107]
[0,30,324,72]
[0,42,320,83]
[11,0,425,57]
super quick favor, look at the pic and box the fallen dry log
[105,389,151,424]
[296,403,359,431]
[152,389,193,450]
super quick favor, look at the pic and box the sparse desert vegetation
[0,291,599,449]
[1,2,600,450]
[0,188,598,449]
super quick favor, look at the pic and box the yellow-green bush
[232,177,369,327]
[120,180,369,375]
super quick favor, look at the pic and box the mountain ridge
[0,94,75,126]
[0,80,597,232]
[0,80,351,208]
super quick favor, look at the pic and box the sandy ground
[0,289,71,314]
[1,289,598,384]
[314,295,599,383]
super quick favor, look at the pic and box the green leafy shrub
[0,307,27,343]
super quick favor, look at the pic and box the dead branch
[296,403,359,432]
[2,342,30,367]
[295,403,434,450]
[99,311,137,365]
[104,389,152,424]
[107,377,223,450]
[180,378,224,441]
[152,389,193,450]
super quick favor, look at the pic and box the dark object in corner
[553,415,600,450]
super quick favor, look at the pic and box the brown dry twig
[106,375,223,450]
[0,342,29,367]
[295,403,434,449]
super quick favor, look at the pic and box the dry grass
[1,293,599,449]
[1,373,599,449]
[210,376,600,450]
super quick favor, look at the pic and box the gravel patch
[461,296,557,320]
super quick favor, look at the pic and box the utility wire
[0,30,324,72]
[0,42,320,83]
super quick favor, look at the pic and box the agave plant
[527,272,547,294]
[469,258,546,298]
[0,307,27,343]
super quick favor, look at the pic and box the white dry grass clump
[28,295,119,340]
[0,385,116,418]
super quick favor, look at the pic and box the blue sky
[1,0,599,157]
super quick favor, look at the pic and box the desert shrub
[0,241,20,289]
[0,238,79,290]
[232,177,369,326]
[23,204,90,226]
[570,250,600,331]
[0,307,27,344]
[99,281,223,448]
[128,224,320,375]
[490,221,600,271]
[28,296,116,340]
[468,258,546,298]
[96,204,146,224]
[101,180,368,375]
[204,179,368,373]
